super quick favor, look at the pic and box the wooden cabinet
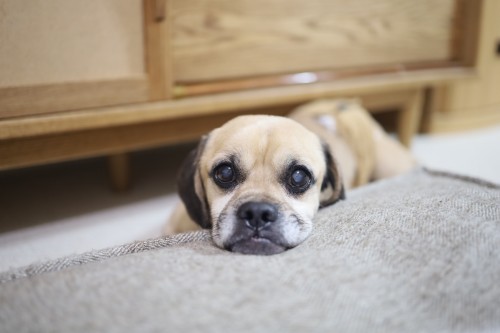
[0,0,484,174]
[424,0,500,132]
[0,0,167,119]
[172,0,457,82]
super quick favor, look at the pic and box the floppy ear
[177,136,212,229]
[319,142,346,208]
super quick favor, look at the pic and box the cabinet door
[0,0,167,119]
[172,0,457,83]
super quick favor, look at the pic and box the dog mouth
[220,200,302,255]
[227,236,287,255]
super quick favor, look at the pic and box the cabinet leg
[397,89,424,147]
[107,153,131,192]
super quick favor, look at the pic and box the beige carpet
[1,169,499,332]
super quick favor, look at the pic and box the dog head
[178,115,344,255]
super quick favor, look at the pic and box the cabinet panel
[172,0,456,83]
[0,0,168,119]
[446,0,500,111]
[425,0,500,133]
[0,0,144,87]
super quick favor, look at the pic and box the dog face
[178,115,344,255]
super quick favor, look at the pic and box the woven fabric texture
[0,169,499,333]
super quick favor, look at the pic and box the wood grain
[0,0,145,87]
[0,0,169,119]
[397,90,424,146]
[450,0,483,66]
[0,89,420,171]
[144,0,171,100]
[174,61,461,97]
[427,0,500,132]
[0,111,264,170]
[445,0,500,111]
[0,67,474,140]
[430,105,500,133]
[0,79,149,119]
[172,0,456,82]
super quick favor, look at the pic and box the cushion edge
[0,230,211,284]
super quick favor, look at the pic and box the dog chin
[228,237,287,255]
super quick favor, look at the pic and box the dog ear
[177,135,212,229]
[319,142,345,208]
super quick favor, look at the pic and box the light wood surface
[172,0,456,82]
[450,0,483,66]
[426,0,500,132]
[0,88,424,170]
[0,0,486,174]
[397,90,424,146]
[0,111,261,170]
[144,0,171,100]
[0,67,474,141]
[0,91,420,171]
[428,105,500,133]
[0,0,145,87]
[0,79,149,119]
[174,61,460,97]
[445,0,500,111]
[0,0,169,119]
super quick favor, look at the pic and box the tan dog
[289,99,417,190]
[166,115,345,255]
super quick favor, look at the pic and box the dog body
[167,115,344,255]
[290,99,417,189]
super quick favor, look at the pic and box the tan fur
[163,204,199,234]
[166,115,344,255]
[289,99,417,189]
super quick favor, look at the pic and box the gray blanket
[1,168,499,333]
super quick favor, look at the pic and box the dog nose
[237,201,278,230]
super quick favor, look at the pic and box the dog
[289,99,417,190]
[165,115,345,255]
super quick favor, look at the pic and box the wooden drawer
[172,0,458,83]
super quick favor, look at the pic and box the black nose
[237,201,278,230]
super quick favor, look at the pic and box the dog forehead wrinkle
[209,152,241,171]
[205,136,262,172]
[267,131,324,171]
[207,115,321,169]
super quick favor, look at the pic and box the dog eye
[214,164,236,186]
[289,168,311,191]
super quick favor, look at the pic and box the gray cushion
[1,168,499,333]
